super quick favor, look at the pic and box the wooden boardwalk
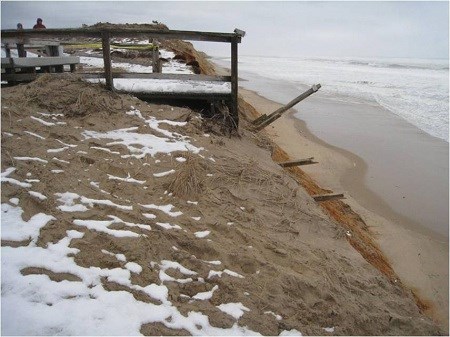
[1,27,244,128]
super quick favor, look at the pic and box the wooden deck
[1,27,244,128]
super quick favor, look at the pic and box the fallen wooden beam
[251,113,270,125]
[254,84,321,131]
[312,193,345,202]
[278,157,317,167]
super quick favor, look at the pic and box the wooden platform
[1,56,80,82]
[1,56,79,69]
[1,26,244,128]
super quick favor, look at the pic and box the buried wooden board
[312,193,345,202]
[278,158,317,167]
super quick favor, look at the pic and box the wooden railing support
[230,36,239,129]
[101,31,114,90]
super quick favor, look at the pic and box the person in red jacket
[33,18,46,29]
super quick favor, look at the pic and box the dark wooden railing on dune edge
[1,27,244,127]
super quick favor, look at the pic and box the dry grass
[213,158,273,187]
[14,74,125,117]
[168,153,208,199]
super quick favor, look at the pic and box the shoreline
[237,86,449,329]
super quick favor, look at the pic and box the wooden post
[5,43,11,58]
[230,36,239,129]
[101,31,114,90]
[4,44,16,77]
[152,45,160,73]
[254,84,321,131]
[48,44,63,72]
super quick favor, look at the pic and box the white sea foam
[216,56,449,142]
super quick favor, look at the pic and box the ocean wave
[306,57,449,71]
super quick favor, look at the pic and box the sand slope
[0,75,443,335]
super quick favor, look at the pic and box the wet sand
[237,83,449,329]
[237,69,449,239]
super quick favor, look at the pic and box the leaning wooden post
[230,36,239,129]
[253,84,321,131]
[101,31,114,90]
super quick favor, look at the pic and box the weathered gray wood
[312,193,345,202]
[1,38,60,46]
[254,84,321,131]
[1,58,12,67]
[119,91,232,101]
[4,44,11,58]
[278,157,317,167]
[1,28,242,43]
[17,43,26,57]
[230,37,239,128]
[80,72,231,82]
[251,113,270,125]
[1,56,79,68]
[152,46,160,73]
[1,72,37,82]
[101,32,113,90]
[46,45,63,72]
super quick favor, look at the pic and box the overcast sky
[1,1,448,59]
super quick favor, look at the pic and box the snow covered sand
[1,74,442,335]
[79,49,231,95]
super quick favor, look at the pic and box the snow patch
[217,302,250,320]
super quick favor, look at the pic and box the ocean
[214,55,449,237]
[217,56,449,142]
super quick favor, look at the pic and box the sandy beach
[2,73,443,335]
[237,86,449,329]
[1,19,447,334]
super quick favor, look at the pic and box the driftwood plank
[278,158,317,167]
[312,193,345,202]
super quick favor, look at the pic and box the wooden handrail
[1,28,242,43]
[80,72,231,82]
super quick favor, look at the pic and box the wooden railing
[1,27,244,126]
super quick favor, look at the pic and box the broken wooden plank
[251,113,270,125]
[254,84,321,131]
[312,193,345,202]
[278,157,317,167]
